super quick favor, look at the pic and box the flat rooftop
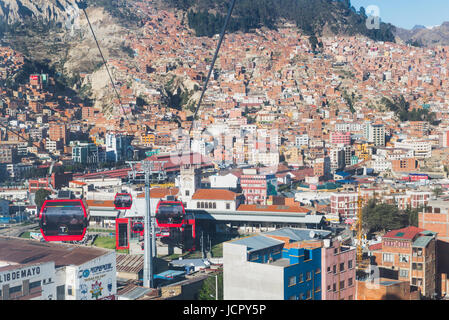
[0,236,113,268]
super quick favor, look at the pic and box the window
[197,202,200,209]
[226,203,230,210]
[185,190,190,196]
[306,271,311,280]
[383,253,394,263]
[399,254,409,263]
[68,285,73,296]
[399,269,409,278]
[412,263,423,271]
[340,280,345,290]
[299,293,304,300]
[348,260,353,269]
[307,290,312,299]
[299,274,304,283]
[304,250,311,261]
[333,283,337,292]
[340,262,345,272]
[333,264,337,274]
[348,278,353,287]
[348,295,353,300]
[213,202,216,209]
[29,281,41,290]
[9,285,22,295]
[327,285,331,291]
[289,276,296,286]
[327,266,331,273]
[315,268,320,274]
[205,202,209,209]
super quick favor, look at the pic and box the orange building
[368,226,437,299]
[391,158,418,172]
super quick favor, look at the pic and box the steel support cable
[186,0,237,143]
[81,7,137,133]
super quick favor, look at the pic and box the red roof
[237,204,310,213]
[383,226,425,240]
[136,188,179,199]
[368,243,382,251]
[192,189,237,201]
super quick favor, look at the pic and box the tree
[404,206,419,227]
[198,272,223,300]
[35,189,52,212]
[362,199,408,233]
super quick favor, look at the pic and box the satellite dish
[309,230,316,239]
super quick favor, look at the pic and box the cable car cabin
[39,199,89,242]
[155,201,186,228]
[131,221,144,235]
[159,225,196,252]
[114,193,132,210]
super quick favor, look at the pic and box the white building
[394,139,432,159]
[209,173,239,190]
[0,237,116,300]
[295,134,309,147]
[187,189,240,211]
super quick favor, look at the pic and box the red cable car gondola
[39,199,89,242]
[155,200,196,251]
[155,200,186,228]
[131,221,144,235]
[114,193,133,210]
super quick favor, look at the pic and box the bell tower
[178,164,200,202]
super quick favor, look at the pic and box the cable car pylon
[126,160,167,288]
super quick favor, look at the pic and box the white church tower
[177,164,200,203]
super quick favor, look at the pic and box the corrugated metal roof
[116,254,143,274]
[0,236,111,267]
[264,227,331,241]
[412,236,434,248]
[229,235,283,253]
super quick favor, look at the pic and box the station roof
[0,236,112,268]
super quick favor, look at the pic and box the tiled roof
[191,189,237,201]
[136,188,179,199]
[237,204,310,213]
[383,226,426,240]
[368,242,382,251]
[86,200,115,208]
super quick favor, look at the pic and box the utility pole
[127,160,167,289]
[143,160,153,289]
[215,273,218,301]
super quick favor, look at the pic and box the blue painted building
[223,228,330,300]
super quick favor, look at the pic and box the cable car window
[114,193,132,209]
[156,202,184,225]
[40,200,87,241]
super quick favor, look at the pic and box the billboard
[77,253,116,300]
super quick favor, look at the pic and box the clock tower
[178,164,200,202]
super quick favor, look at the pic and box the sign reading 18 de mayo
[0,266,41,283]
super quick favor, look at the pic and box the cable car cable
[81,6,137,133]
[188,0,236,136]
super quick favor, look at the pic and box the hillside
[166,0,396,42]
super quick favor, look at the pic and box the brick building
[419,199,449,297]
[368,226,437,299]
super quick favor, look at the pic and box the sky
[350,0,449,29]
